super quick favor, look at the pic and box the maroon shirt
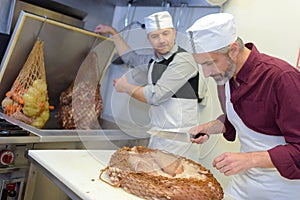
[219,43,300,179]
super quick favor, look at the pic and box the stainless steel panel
[0,11,114,105]
[0,112,150,144]
[0,12,150,144]
[50,0,115,31]
[0,0,16,34]
[0,11,115,127]
[12,1,85,30]
[20,0,87,20]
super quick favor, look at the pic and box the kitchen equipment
[0,177,25,200]
[0,11,113,108]
[0,0,15,62]
[12,0,86,30]
[0,0,16,34]
[0,10,112,123]
[28,149,139,200]
[0,11,149,145]
[0,119,30,137]
[0,10,149,199]
[0,111,34,200]
[0,120,32,200]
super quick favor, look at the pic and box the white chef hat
[144,11,174,33]
[186,13,237,53]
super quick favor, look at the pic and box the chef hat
[186,13,237,53]
[144,11,174,33]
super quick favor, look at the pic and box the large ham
[55,81,103,129]
[100,146,224,200]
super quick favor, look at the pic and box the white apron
[147,61,200,162]
[224,82,300,200]
[147,61,199,133]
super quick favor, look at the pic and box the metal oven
[0,119,33,200]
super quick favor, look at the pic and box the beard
[212,56,236,85]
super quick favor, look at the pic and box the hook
[162,0,171,11]
[176,3,188,30]
[124,2,132,27]
[36,15,47,40]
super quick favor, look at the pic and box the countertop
[28,149,143,200]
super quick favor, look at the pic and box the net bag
[100,146,224,200]
[55,81,103,129]
[1,39,50,128]
[55,51,103,129]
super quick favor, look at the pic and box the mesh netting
[55,51,103,129]
[12,39,46,92]
[1,39,50,128]
[100,146,224,200]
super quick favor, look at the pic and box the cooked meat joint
[55,81,103,129]
[100,146,224,200]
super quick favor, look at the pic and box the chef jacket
[121,44,200,132]
[121,44,199,104]
[218,43,300,179]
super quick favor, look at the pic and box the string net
[55,51,103,129]
[12,39,46,91]
[100,146,224,200]
[1,39,50,128]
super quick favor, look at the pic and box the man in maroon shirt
[187,13,300,199]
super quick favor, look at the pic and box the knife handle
[191,132,208,139]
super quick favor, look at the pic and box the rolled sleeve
[121,50,152,68]
[268,144,300,179]
[121,50,151,86]
[217,114,236,141]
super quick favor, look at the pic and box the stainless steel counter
[0,136,39,144]
[0,112,150,145]
[1,112,149,200]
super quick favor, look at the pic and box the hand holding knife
[191,132,210,139]
[189,124,210,144]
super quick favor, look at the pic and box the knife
[190,132,208,139]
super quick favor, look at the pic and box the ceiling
[100,0,220,7]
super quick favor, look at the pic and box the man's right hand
[189,120,225,144]
[94,23,130,57]
[94,24,118,35]
[189,123,210,144]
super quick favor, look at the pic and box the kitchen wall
[47,0,300,66]
[99,0,300,188]
[224,0,300,66]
